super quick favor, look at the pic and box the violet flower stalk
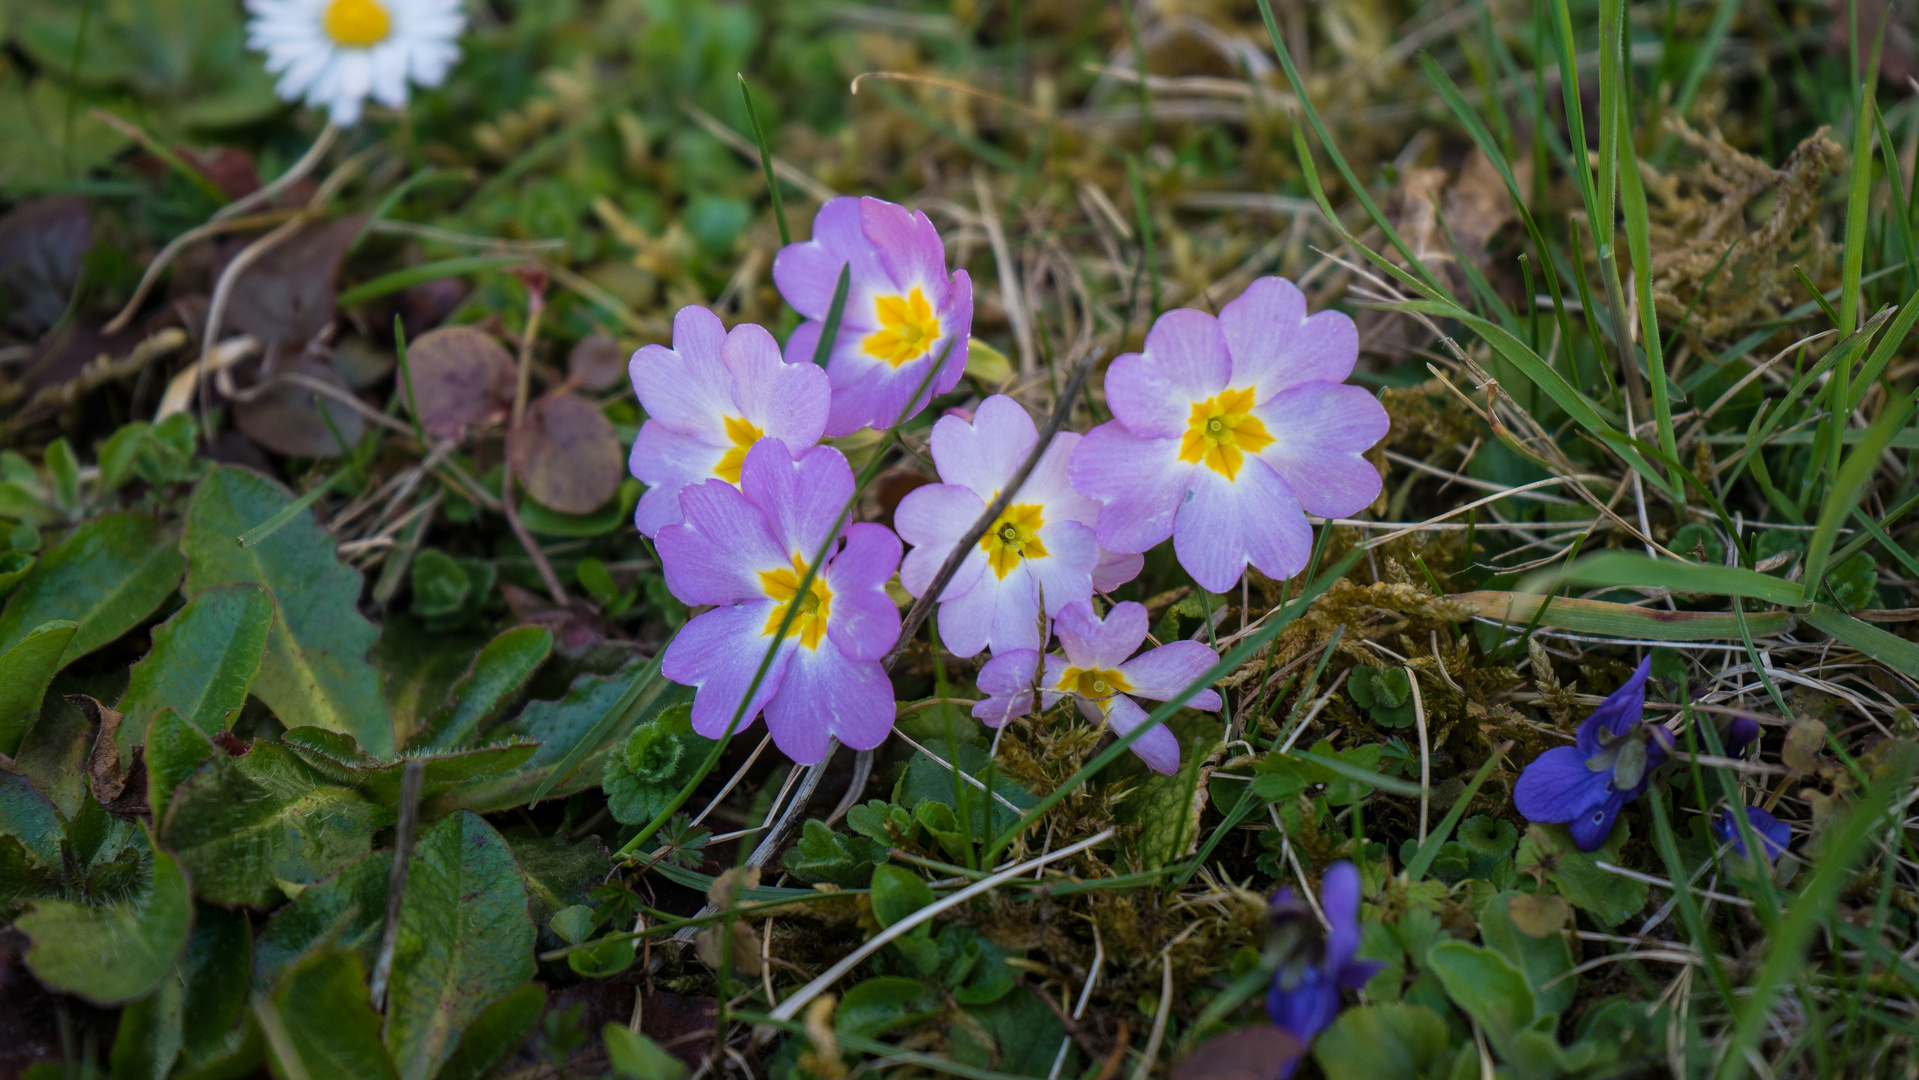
[1069,277,1388,594]
[894,395,1140,657]
[627,305,831,536]
[1265,862,1383,1071]
[655,439,901,764]
[773,197,974,436]
[1513,658,1673,851]
[971,599,1219,775]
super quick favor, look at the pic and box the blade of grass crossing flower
[1713,745,1916,1080]
[1403,747,1506,881]
[737,75,790,248]
[1254,0,1449,300]
[810,265,851,369]
[1645,791,1738,1008]
[613,345,953,859]
[1803,386,1913,597]
[983,547,1365,862]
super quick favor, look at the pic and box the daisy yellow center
[1060,666,1130,701]
[322,0,393,47]
[1178,387,1273,480]
[863,287,941,367]
[979,503,1048,579]
[759,554,833,650]
[713,416,764,485]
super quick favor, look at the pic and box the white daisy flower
[246,0,466,126]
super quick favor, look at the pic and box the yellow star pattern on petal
[713,415,765,484]
[1178,387,1273,480]
[1058,666,1131,701]
[862,286,941,367]
[978,503,1048,579]
[759,554,833,650]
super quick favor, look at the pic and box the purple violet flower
[895,395,1140,657]
[1514,658,1674,851]
[971,599,1219,775]
[1068,277,1388,594]
[1724,715,1761,758]
[1265,862,1384,1070]
[1714,804,1792,860]
[627,305,831,537]
[656,439,902,764]
[773,197,974,437]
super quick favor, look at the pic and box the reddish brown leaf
[77,695,148,820]
[405,326,516,441]
[232,354,369,458]
[0,196,90,338]
[1173,1023,1303,1080]
[567,332,627,392]
[508,393,623,515]
[223,215,365,351]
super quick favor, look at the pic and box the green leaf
[836,976,941,1039]
[266,950,399,1080]
[278,727,537,809]
[0,769,63,864]
[18,836,193,1005]
[1425,941,1535,1050]
[0,512,185,665]
[1122,745,1210,870]
[145,708,215,811]
[604,1025,689,1080]
[868,863,938,974]
[414,625,552,751]
[437,985,546,1080]
[1477,891,1576,1019]
[1803,603,1919,682]
[1525,551,1804,606]
[116,902,257,1080]
[383,811,536,1080]
[602,703,715,825]
[116,584,273,742]
[510,832,612,928]
[161,741,392,907]
[181,466,393,756]
[953,986,1067,1077]
[780,816,886,887]
[1451,590,1796,641]
[0,618,75,755]
[1516,823,1648,928]
[1312,1004,1453,1080]
[252,850,392,993]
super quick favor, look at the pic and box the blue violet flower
[1265,862,1383,1073]
[1714,803,1791,860]
[1514,658,1673,851]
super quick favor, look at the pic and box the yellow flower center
[979,503,1048,579]
[1178,387,1273,480]
[759,554,833,650]
[862,286,941,367]
[322,0,393,47]
[713,416,764,485]
[1060,666,1130,701]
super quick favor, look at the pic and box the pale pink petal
[772,198,887,317]
[1054,599,1148,671]
[1250,382,1389,518]
[1104,309,1230,437]
[824,523,903,662]
[1218,277,1360,395]
[763,641,895,761]
[932,569,998,658]
[861,197,948,289]
[1093,547,1144,592]
[1104,694,1182,776]
[1070,423,1189,555]
[630,423,727,536]
[665,601,793,740]
[1173,460,1313,593]
[931,394,1035,501]
[1024,519,1098,615]
[740,441,853,560]
[658,479,786,604]
[628,306,734,435]
[895,483,989,601]
[1119,641,1224,709]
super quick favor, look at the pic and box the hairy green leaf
[0,618,75,756]
[414,624,552,751]
[182,466,393,755]
[117,583,273,742]
[0,512,184,664]
[18,838,193,1005]
[267,950,399,1080]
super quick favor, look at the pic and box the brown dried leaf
[694,921,762,977]
[78,695,148,819]
[223,215,365,351]
[405,326,516,441]
[567,332,627,392]
[1506,892,1571,937]
[1783,718,1828,774]
[508,393,623,514]
[231,354,368,458]
[1173,1023,1303,1080]
[705,866,761,908]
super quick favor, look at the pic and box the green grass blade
[1804,386,1914,597]
[336,256,525,308]
[737,75,790,248]
[1523,551,1805,607]
[1403,748,1506,881]
[810,265,851,369]
[1802,603,1919,681]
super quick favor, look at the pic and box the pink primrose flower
[656,439,902,764]
[971,600,1220,775]
[895,396,1141,658]
[627,305,832,537]
[1068,277,1388,593]
[773,197,974,436]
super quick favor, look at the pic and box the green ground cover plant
[3,0,1919,1077]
